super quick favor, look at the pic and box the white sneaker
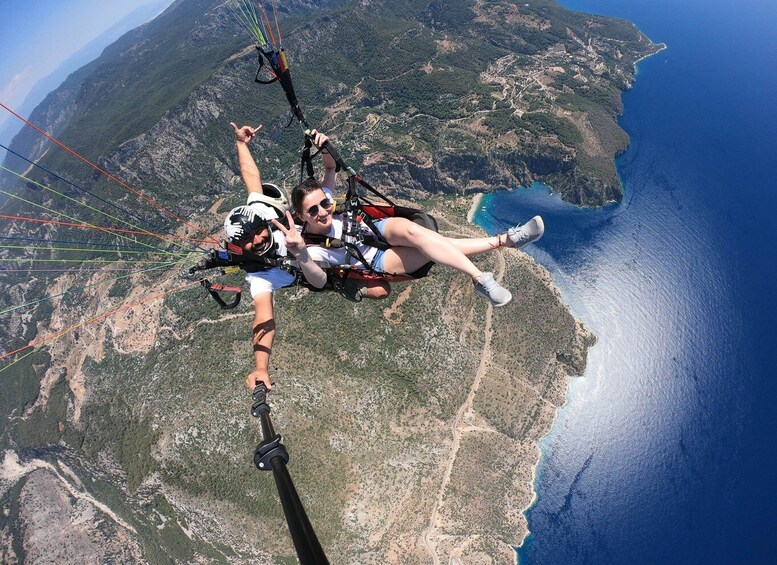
[474,272,512,307]
[507,216,544,248]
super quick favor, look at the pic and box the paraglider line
[0,101,220,247]
[0,142,181,242]
[1,166,190,254]
[0,244,187,257]
[0,214,210,245]
[0,260,185,317]
[0,278,203,368]
[0,234,177,253]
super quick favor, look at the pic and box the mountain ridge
[3,0,661,207]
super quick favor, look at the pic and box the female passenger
[275,131,545,307]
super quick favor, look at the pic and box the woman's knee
[385,217,427,243]
[363,280,391,300]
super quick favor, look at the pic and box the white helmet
[246,183,290,218]
[223,205,272,249]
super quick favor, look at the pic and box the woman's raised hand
[308,129,329,149]
[272,211,305,258]
[309,129,337,171]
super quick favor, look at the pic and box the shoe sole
[531,215,545,241]
[475,289,512,307]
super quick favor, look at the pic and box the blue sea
[472,0,777,562]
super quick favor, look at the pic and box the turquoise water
[474,0,777,562]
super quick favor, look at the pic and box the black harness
[188,245,300,309]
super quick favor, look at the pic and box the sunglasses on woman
[306,198,333,217]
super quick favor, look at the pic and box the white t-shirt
[243,195,296,297]
[304,188,379,269]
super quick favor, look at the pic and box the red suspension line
[0,279,203,363]
[0,214,211,245]
[0,101,220,246]
[271,0,282,44]
[258,1,277,46]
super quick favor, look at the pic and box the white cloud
[0,66,33,104]
[0,67,34,134]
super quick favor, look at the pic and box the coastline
[478,1,777,561]
[467,192,597,559]
[493,38,667,556]
[516,452,540,552]
[467,192,484,223]
[634,42,667,67]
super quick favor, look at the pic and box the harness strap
[300,135,316,181]
[303,234,343,249]
[201,279,242,310]
[361,214,390,249]
[254,50,279,85]
[347,175,396,207]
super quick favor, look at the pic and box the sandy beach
[467,193,484,223]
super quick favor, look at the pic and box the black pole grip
[250,383,329,563]
[251,384,270,419]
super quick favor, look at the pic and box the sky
[0,0,175,136]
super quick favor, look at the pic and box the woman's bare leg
[380,218,482,279]
[377,223,513,307]
[448,235,504,256]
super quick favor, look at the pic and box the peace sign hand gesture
[272,211,305,258]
